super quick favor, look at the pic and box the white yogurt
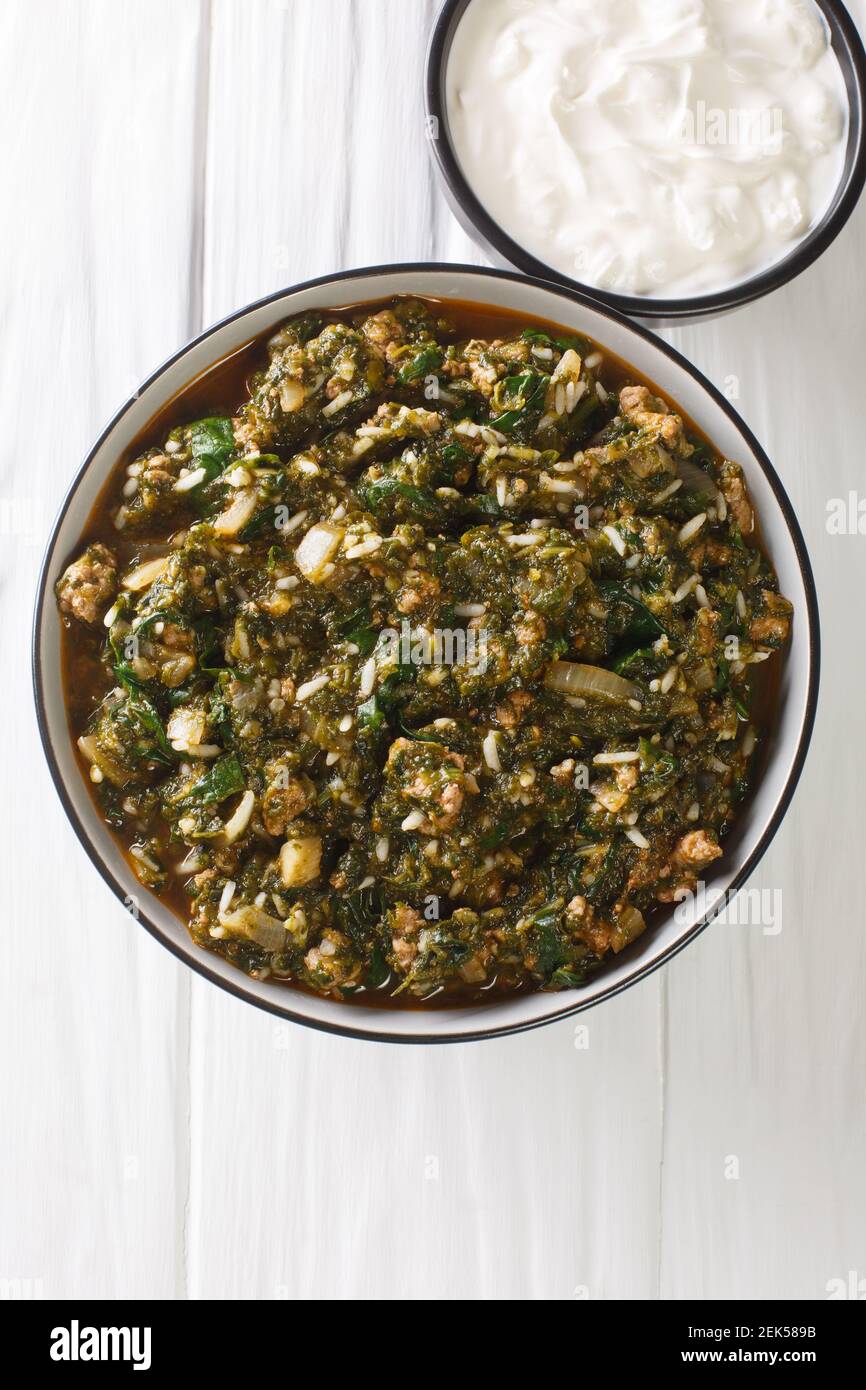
[446,0,849,299]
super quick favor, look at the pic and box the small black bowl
[425,0,866,322]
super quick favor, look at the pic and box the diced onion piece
[221,789,255,845]
[279,379,307,413]
[295,522,344,582]
[676,458,721,500]
[612,906,647,953]
[545,661,641,704]
[122,556,170,591]
[166,707,208,748]
[76,734,126,787]
[218,903,287,953]
[212,488,259,536]
[552,348,582,381]
[279,835,322,887]
[77,735,98,763]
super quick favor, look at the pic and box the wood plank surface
[0,0,863,1301]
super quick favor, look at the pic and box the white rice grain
[344,536,383,561]
[504,532,543,547]
[678,512,707,544]
[540,473,577,494]
[279,509,308,535]
[173,466,207,494]
[219,881,236,915]
[602,525,626,557]
[454,603,486,618]
[322,389,353,417]
[359,656,377,697]
[672,574,700,604]
[651,478,683,505]
[295,674,330,702]
[482,730,501,772]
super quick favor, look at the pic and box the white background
[2,0,865,1301]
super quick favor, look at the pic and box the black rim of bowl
[425,0,866,320]
[33,262,821,1044]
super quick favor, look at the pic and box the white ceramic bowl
[426,0,866,323]
[33,265,819,1043]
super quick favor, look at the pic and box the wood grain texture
[0,0,212,1300]
[1,0,864,1301]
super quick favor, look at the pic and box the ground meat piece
[390,904,423,971]
[749,615,789,645]
[262,776,309,836]
[462,341,503,397]
[56,543,117,625]
[479,873,507,906]
[437,781,463,819]
[749,592,792,647]
[391,936,417,971]
[565,894,616,956]
[720,464,754,536]
[693,605,722,656]
[615,763,639,791]
[393,904,422,935]
[303,930,360,988]
[396,569,441,614]
[360,309,406,365]
[620,385,662,416]
[386,736,413,765]
[566,893,593,922]
[404,748,465,799]
[495,690,533,729]
[550,757,576,784]
[619,385,685,450]
[515,611,546,645]
[672,830,723,869]
[403,776,428,800]
[159,622,193,651]
[702,539,734,568]
[593,784,629,814]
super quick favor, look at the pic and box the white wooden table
[3,0,865,1301]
